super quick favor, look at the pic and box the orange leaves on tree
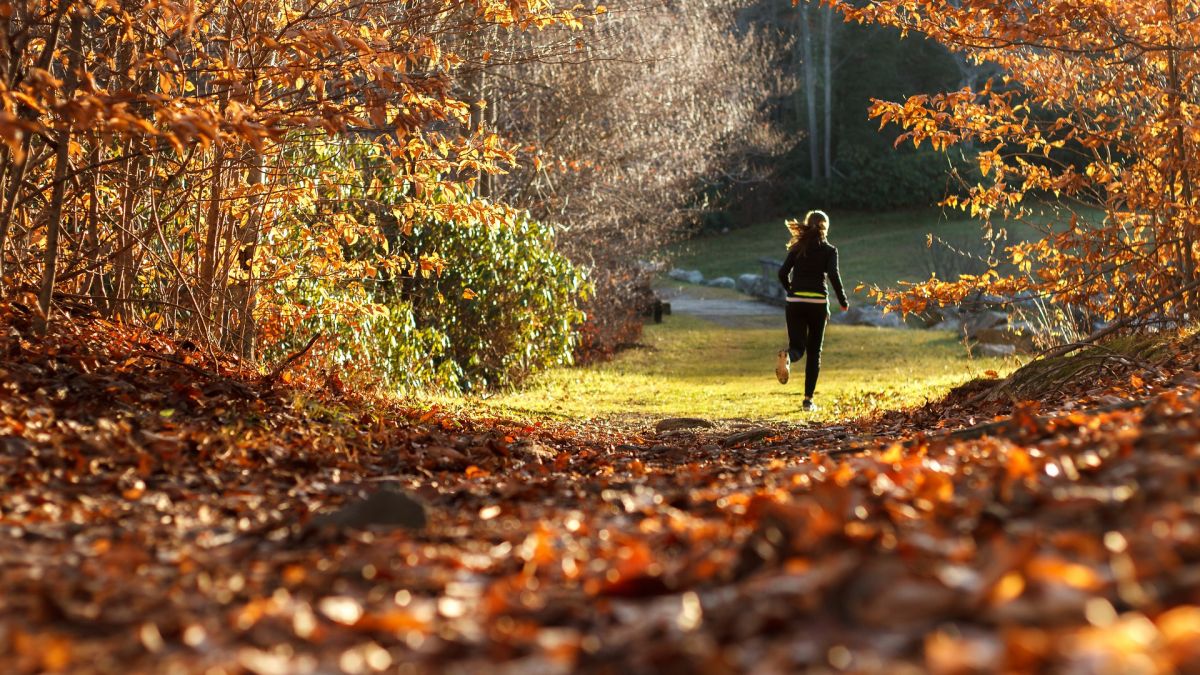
[827,0,1200,320]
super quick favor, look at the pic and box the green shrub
[402,208,588,391]
[775,147,972,213]
[265,140,586,393]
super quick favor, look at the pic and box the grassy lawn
[670,208,1057,293]
[483,313,1016,423]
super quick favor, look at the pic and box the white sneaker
[776,350,790,384]
[802,399,817,412]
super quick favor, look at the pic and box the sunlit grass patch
[482,314,1016,422]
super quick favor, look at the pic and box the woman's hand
[840,303,849,312]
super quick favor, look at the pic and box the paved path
[657,284,782,328]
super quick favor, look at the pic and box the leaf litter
[2,301,1200,673]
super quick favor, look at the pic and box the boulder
[704,276,736,289]
[655,417,715,433]
[922,305,962,327]
[736,274,762,295]
[308,486,428,532]
[931,318,963,333]
[971,321,1041,352]
[752,277,786,303]
[977,343,1016,357]
[668,268,704,285]
[831,305,905,329]
[963,310,1009,338]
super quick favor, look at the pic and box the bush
[772,146,971,214]
[263,141,587,393]
[402,209,588,391]
[829,146,964,210]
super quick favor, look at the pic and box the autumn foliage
[826,0,1200,325]
[0,0,596,382]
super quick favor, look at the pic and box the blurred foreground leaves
[2,302,1200,673]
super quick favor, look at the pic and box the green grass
[671,208,1054,294]
[483,313,1015,423]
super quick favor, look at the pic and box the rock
[922,305,962,327]
[931,318,962,333]
[828,308,852,325]
[963,310,1009,338]
[655,417,715,433]
[1008,320,1040,335]
[831,305,905,329]
[721,427,773,447]
[938,306,963,321]
[977,343,1016,357]
[668,268,704,285]
[423,445,468,469]
[736,273,762,295]
[512,440,557,463]
[1008,320,1045,350]
[704,276,736,289]
[752,276,786,303]
[971,323,1039,352]
[972,327,1015,344]
[1012,291,1041,309]
[309,486,428,531]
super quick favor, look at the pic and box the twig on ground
[264,333,320,385]
[136,351,258,398]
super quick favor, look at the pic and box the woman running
[775,210,849,411]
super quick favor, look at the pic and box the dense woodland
[0,0,1044,394]
[6,0,1199,391]
[0,0,792,392]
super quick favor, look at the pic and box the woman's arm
[826,248,849,308]
[778,247,797,291]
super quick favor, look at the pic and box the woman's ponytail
[785,210,830,250]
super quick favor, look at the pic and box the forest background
[0,0,1003,397]
[6,0,1200,402]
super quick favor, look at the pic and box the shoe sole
[775,350,789,384]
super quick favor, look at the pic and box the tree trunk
[821,6,835,181]
[197,16,235,342]
[230,150,263,359]
[1166,0,1196,305]
[83,143,104,313]
[198,149,224,334]
[799,3,820,182]
[0,0,69,286]
[37,4,84,332]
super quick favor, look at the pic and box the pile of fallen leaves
[2,301,1200,674]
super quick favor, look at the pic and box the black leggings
[785,302,828,399]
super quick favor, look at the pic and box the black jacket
[777,241,848,307]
